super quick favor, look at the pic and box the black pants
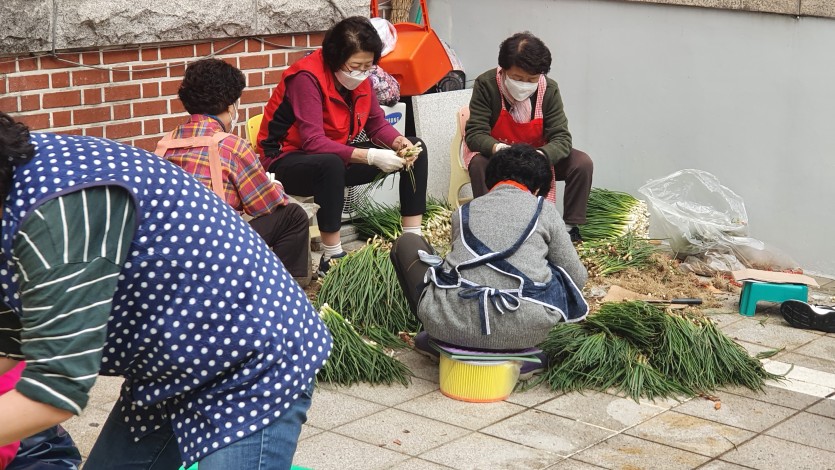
[390,233,434,316]
[249,203,311,279]
[468,148,593,225]
[270,138,428,233]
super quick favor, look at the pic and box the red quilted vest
[257,49,373,162]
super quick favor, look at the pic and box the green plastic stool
[738,281,808,316]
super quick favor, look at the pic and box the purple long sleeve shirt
[282,71,401,164]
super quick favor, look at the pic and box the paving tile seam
[758,396,835,453]
[709,396,824,463]
[762,360,835,396]
[621,410,770,460]
[331,425,478,459]
[548,458,610,470]
[416,431,565,469]
[526,402,653,434]
[575,432,718,468]
[717,383,822,410]
[762,424,835,452]
[468,400,546,432]
[557,406,675,462]
[466,426,581,461]
[520,392,704,461]
[695,458,759,469]
[328,407,477,457]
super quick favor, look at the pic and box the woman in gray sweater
[392,144,588,354]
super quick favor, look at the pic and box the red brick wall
[0,32,325,151]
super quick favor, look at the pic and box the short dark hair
[321,16,383,72]
[485,144,552,196]
[498,32,551,75]
[0,112,36,200]
[178,58,245,115]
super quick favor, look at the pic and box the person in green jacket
[465,32,593,243]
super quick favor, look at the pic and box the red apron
[465,71,557,203]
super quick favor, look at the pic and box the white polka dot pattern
[0,133,332,465]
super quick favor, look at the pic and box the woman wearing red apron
[465,32,593,242]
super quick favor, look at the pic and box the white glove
[493,143,511,154]
[367,148,404,173]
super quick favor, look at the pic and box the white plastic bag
[639,169,748,255]
[370,17,397,57]
[638,169,797,270]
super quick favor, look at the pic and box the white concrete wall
[426,0,835,276]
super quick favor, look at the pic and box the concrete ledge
[0,0,367,56]
[621,0,835,18]
[800,0,835,18]
[622,0,798,16]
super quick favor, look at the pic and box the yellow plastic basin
[438,355,520,403]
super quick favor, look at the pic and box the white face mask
[336,68,371,90]
[228,99,240,131]
[504,76,539,101]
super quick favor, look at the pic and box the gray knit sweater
[417,185,588,350]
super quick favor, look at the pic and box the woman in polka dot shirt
[0,112,332,469]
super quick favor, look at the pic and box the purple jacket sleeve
[285,72,402,164]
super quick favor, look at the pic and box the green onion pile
[580,188,649,241]
[352,197,452,255]
[315,239,420,336]
[421,198,452,257]
[531,301,782,401]
[578,231,659,277]
[317,304,412,386]
[352,200,403,241]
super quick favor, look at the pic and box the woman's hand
[367,148,404,173]
[392,136,422,169]
[391,136,412,152]
[492,142,510,154]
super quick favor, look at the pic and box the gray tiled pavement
[65,278,835,469]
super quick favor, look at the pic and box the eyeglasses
[343,65,377,76]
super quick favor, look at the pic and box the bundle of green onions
[578,231,659,277]
[579,188,649,241]
[317,304,412,386]
[352,142,424,203]
[353,197,452,251]
[315,238,420,336]
[396,141,422,191]
[532,301,782,401]
[352,200,403,241]
[421,198,452,257]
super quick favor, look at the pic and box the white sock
[322,242,343,260]
[403,225,422,236]
[565,224,577,232]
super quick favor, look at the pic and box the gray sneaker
[780,300,835,333]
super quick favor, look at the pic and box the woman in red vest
[257,16,428,276]
[465,32,593,243]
